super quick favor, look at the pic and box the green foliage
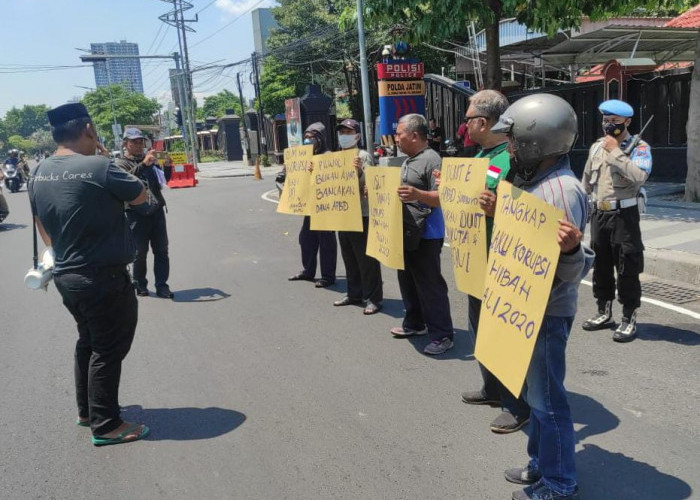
[7,134,37,152]
[335,100,351,119]
[3,104,50,138]
[169,139,186,152]
[29,129,56,153]
[260,56,305,116]
[201,90,243,119]
[81,85,161,140]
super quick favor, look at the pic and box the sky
[0,0,277,117]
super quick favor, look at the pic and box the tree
[81,85,161,140]
[3,104,50,138]
[201,90,242,119]
[685,31,700,202]
[363,0,686,90]
[29,129,56,154]
[7,134,37,152]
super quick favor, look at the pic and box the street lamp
[75,85,120,150]
[78,52,197,168]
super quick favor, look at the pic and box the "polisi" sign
[377,62,424,80]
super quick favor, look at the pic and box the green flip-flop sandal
[92,424,150,446]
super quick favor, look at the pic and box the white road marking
[262,189,279,204]
[581,280,700,320]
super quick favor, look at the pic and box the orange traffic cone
[254,157,263,180]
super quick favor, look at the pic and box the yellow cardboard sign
[169,152,187,165]
[378,80,425,97]
[474,182,564,397]
[309,149,363,231]
[366,167,404,270]
[439,158,490,297]
[277,145,314,215]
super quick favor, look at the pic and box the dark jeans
[590,207,644,314]
[468,295,530,418]
[54,266,138,436]
[338,216,383,303]
[299,215,337,281]
[128,209,170,290]
[397,238,453,341]
[524,316,577,495]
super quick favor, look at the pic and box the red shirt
[457,123,476,147]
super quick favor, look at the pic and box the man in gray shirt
[389,114,454,355]
[29,103,151,446]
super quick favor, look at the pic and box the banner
[169,152,187,165]
[366,167,404,269]
[285,98,303,147]
[377,62,424,80]
[439,158,490,297]
[277,145,314,215]
[474,182,563,397]
[309,149,363,232]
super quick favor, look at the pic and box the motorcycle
[440,139,459,157]
[2,160,25,193]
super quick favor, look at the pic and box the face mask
[604,122,626,137]
[303,138,313,145]
[337,134,358,149]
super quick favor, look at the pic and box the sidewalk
[585,182,700,288]
[195,162,700,287]
[195,160,282,179]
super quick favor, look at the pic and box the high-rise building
[252,8,278,55]
[90,40,144,93]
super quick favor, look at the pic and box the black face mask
[604,122,626,138]
[512,156,539,182]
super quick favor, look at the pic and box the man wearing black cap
[115,127,174,299]
[28,103,151,445]
[333,118,383,314]
[582,99,652,342]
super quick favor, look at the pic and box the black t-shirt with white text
[28,154,144,273]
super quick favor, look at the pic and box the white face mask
[338,134,358,149]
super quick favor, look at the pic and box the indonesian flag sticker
[487,164,501,181]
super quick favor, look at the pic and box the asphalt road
[1,174,698,500]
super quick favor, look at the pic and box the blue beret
[47,103,90,127]
[599,99,633,118]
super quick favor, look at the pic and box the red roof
[665,5,700,28]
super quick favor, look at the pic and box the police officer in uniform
[582,99,652,342]
[115,128,174,299]
[29,103,151,445]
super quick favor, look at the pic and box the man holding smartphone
[115,127,174,299]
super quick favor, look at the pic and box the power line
[190,0,266,48]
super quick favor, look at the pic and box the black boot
[582,300,614,331]
[613,308,638,342]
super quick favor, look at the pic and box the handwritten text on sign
[366,167,404,269]
[474,182,563,397]
[277,145,314,215]
[310,149,363,232]
[439,158,490,297]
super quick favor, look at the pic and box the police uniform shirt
[29,154,144,274]
[582,137,652,202]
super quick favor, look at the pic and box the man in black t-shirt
[427,118,443,152]
[29,103,151,446]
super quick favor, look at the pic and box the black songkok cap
[47,103,91,127]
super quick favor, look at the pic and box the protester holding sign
[489,94,593,500]
[456,90,531,435]
[333,119,383,315]
[390,114,454,356]
[288,123,337,288]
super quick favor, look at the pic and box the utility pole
[356,0,373,148]
[237,72,252,165]
[251,52,267,157]
[159,0,198,166]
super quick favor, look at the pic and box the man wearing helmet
[581,99,651,342]
[490,94,594,500]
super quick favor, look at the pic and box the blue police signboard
[378,95,426,136]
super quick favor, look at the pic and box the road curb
[644,247,700,287]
